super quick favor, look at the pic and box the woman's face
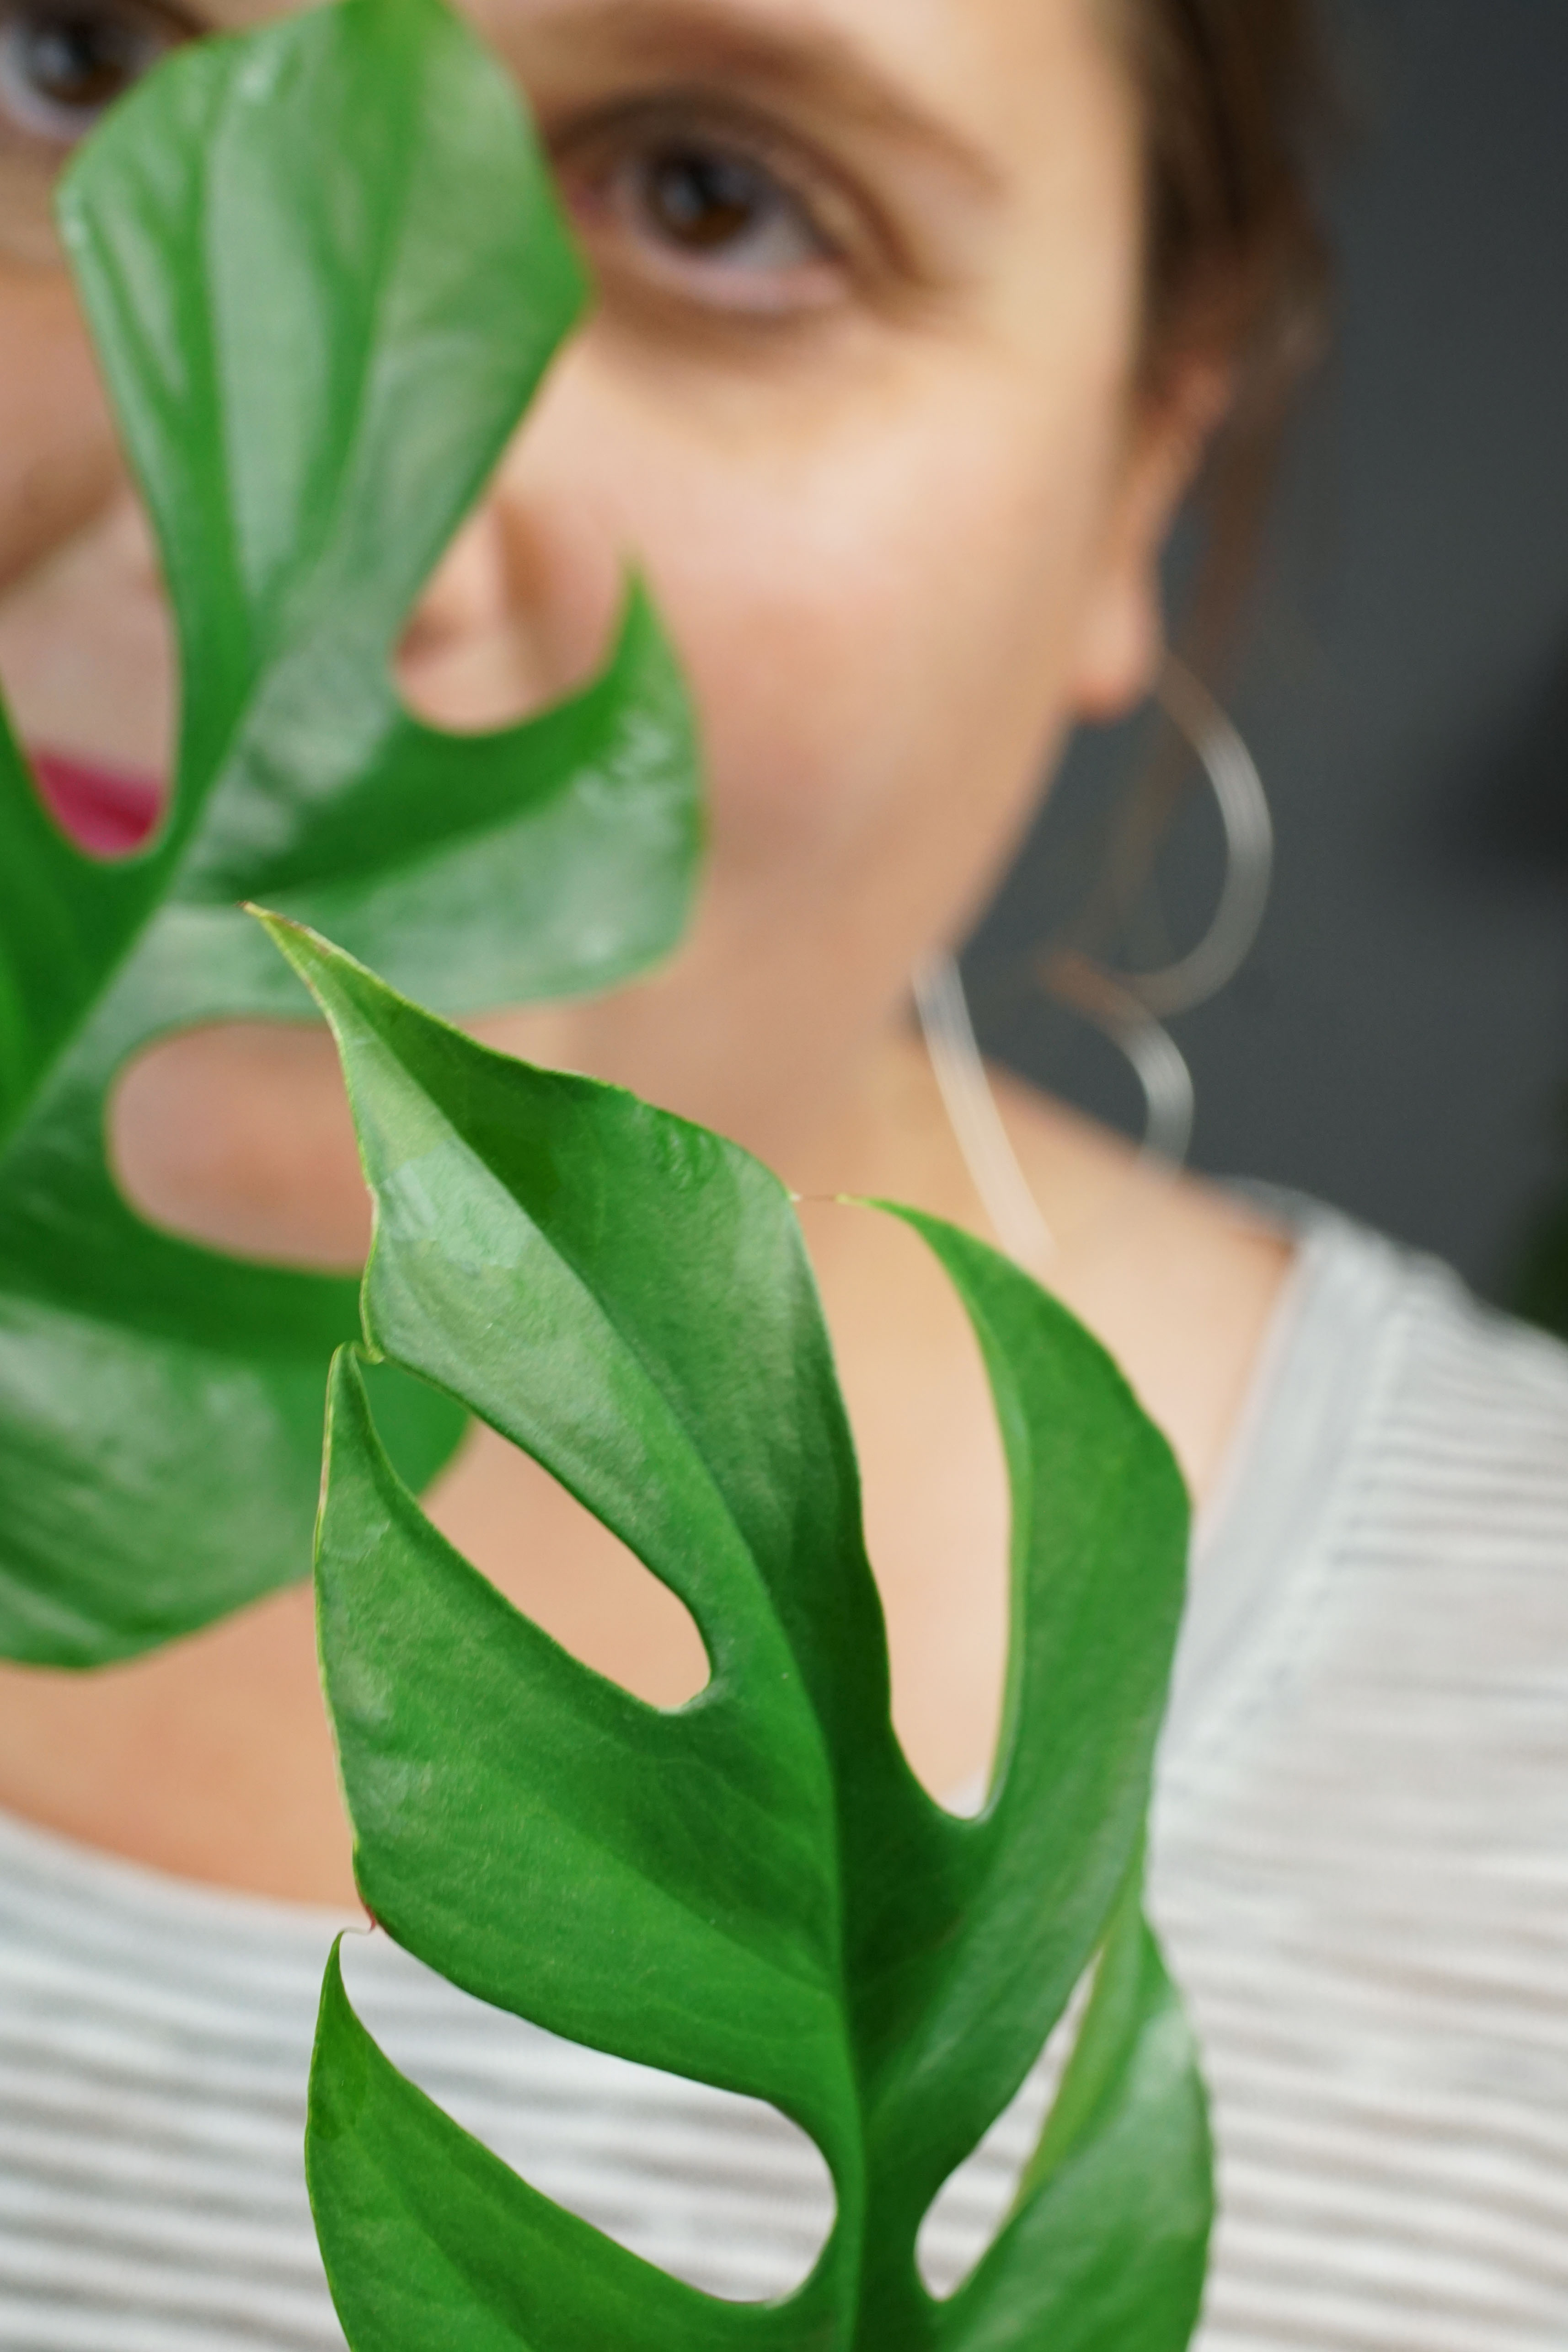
[0,0,1210,1201]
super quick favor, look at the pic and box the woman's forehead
[200,0,1122,175]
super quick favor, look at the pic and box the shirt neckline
[0,1194,1418,1927]
[1163,1190,1415,1762]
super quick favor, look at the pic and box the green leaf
[308,1940,804,2352]
[268,920,1210,2351]
[937,1868,1213,2352]
[0,0,700,1666]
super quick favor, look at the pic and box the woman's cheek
[630,391,1106,896]
[0,273,120,599]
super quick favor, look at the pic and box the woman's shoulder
[1240,1191,1568,1517]
[1151,1204,1568,2347]
[1168,1189,1568,1768]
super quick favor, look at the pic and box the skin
[0,0,1289,1904]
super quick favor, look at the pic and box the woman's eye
[0,0,182,145]
[635,146,823,265]
[571,129,851,316]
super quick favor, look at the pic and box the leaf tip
[245,901,313,964]
[246,905,368,1025]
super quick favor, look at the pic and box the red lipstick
[31,750,164,857]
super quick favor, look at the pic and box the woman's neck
[5,1018,1291,1910]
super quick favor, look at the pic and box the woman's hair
[1117,0,1333,664]
[1006,4,1333,1076]
[1128,0,1331,394]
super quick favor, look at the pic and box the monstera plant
[0,0,697,1666]
[271,919,1214,2352]
[0,0,1213,2343]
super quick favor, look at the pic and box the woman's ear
[1068,354,1233,722]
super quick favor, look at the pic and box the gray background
[968,0,1568,1303]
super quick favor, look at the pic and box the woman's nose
[394,364,623,735]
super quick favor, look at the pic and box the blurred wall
[969,0,1568,1301]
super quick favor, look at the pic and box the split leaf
[0,0,700,1666]
[266,918,1212,2352]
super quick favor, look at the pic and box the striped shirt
[1,1202,1566,2348]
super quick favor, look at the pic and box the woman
[0,0,1565,2343]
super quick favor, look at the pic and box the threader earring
[915,655,1273,1275]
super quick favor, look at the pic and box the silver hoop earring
[1105,655,1275,1023]
[916,657,1271,1274]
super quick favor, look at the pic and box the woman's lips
[31,750,164,857]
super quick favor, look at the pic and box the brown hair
[1029,3,1332,1026]
[1121,0,1333,663]
[1131,0,1331,393]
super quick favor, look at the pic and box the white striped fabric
[1,1204,1566,2348]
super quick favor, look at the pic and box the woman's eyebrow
[524,0,1005,197]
